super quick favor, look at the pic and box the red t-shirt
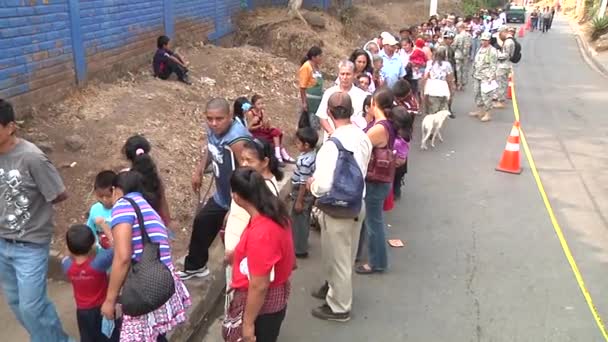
[231,215,295,290]
[62,249,113,309]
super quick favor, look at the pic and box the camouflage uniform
[472,45,498,112]
[453,31,473,88]
[496,35,515,102]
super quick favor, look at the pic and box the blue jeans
[364,181,391,271]
[0,238,71,342]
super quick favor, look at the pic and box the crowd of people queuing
[0,8,526,342]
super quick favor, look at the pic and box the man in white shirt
[316,60,368,141]
[308,91,372,322]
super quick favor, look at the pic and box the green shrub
[591,16,608,39]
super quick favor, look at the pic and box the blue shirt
[207,120,251,209]
[292,150,316,185]
[86,202,112,243]
[380,51,406,88]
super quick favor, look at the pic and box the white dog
[421,110,452,150]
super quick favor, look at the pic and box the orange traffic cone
[496,121,522,174]
[518,26,525,38]
[526,18,532,31]
[506,74,513,100]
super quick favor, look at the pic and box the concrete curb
[568,19,608,78]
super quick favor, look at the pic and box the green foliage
[591,16,608,39]
[461,0,504,16]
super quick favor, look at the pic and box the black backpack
[506,37,522,63]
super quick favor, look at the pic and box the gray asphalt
[201,17,608,342]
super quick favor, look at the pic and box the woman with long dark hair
[122,135,175,238]
[101,171,190,341]
[356,87,398,275]
[233,97,252,127]
[224,138,283,262]
[222,168,294,342]
[298,46,323,130]
[335,49,375,92]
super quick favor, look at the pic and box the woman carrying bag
[101,171,191,341]
[223,168,295,342]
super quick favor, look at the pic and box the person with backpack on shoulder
[495,26,517,109]
[306,91,372,322]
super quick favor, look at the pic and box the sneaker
[311,282,329,300]
[177,266,209,280]
[311,304,350,322]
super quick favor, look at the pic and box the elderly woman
[222,168,294,342]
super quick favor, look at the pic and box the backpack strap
[328,137,345,151]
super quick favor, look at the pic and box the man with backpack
[494,26,519,109]
[307,91,372,322]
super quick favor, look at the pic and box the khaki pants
[320,204,365,313]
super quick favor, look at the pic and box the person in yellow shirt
[298,46,324,130]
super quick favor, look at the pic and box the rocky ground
[23,1,458,257]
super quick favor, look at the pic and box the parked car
[507,5,526,23]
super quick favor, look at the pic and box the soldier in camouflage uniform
[470,32,498,122]
[440,32,457,114]
[495,26,516,109]
[453,22,473,91]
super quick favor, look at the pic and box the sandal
[355,264,382,275]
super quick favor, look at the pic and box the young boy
[290,127,318,258]
[87,170,116,249]
[62,225,120,342]
[153,35,191,85]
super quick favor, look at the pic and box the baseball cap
[480,32,492,40]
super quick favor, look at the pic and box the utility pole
[599,0,607,18]
[430,0,438,17]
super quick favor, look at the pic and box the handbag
[366,121,396,183]
[297,109,310,129]
[119,197,175,317]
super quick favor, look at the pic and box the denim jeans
[364,181,391,271]
[0,238,71,342]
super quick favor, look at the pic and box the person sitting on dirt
[153,35,191,85]
[232,97,252,127]
[246,94,295,164]
[86,170,117,249]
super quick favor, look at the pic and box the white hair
[338,60,355,72]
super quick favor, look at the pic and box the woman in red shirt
[223,167,294,342]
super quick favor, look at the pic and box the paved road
[202,17,608,342]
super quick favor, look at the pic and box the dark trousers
[393,163,408,198]
[158,59,188,81]
[76,307,121,342]
[184,198,229,270]
[542,18,551,32]
[254,308,287,342]
[355,222,367,263]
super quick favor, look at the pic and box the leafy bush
[591,16,608,39]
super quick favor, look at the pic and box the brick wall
[80,0,164,77]
[0,0,336,112]
[0,0,75,109]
